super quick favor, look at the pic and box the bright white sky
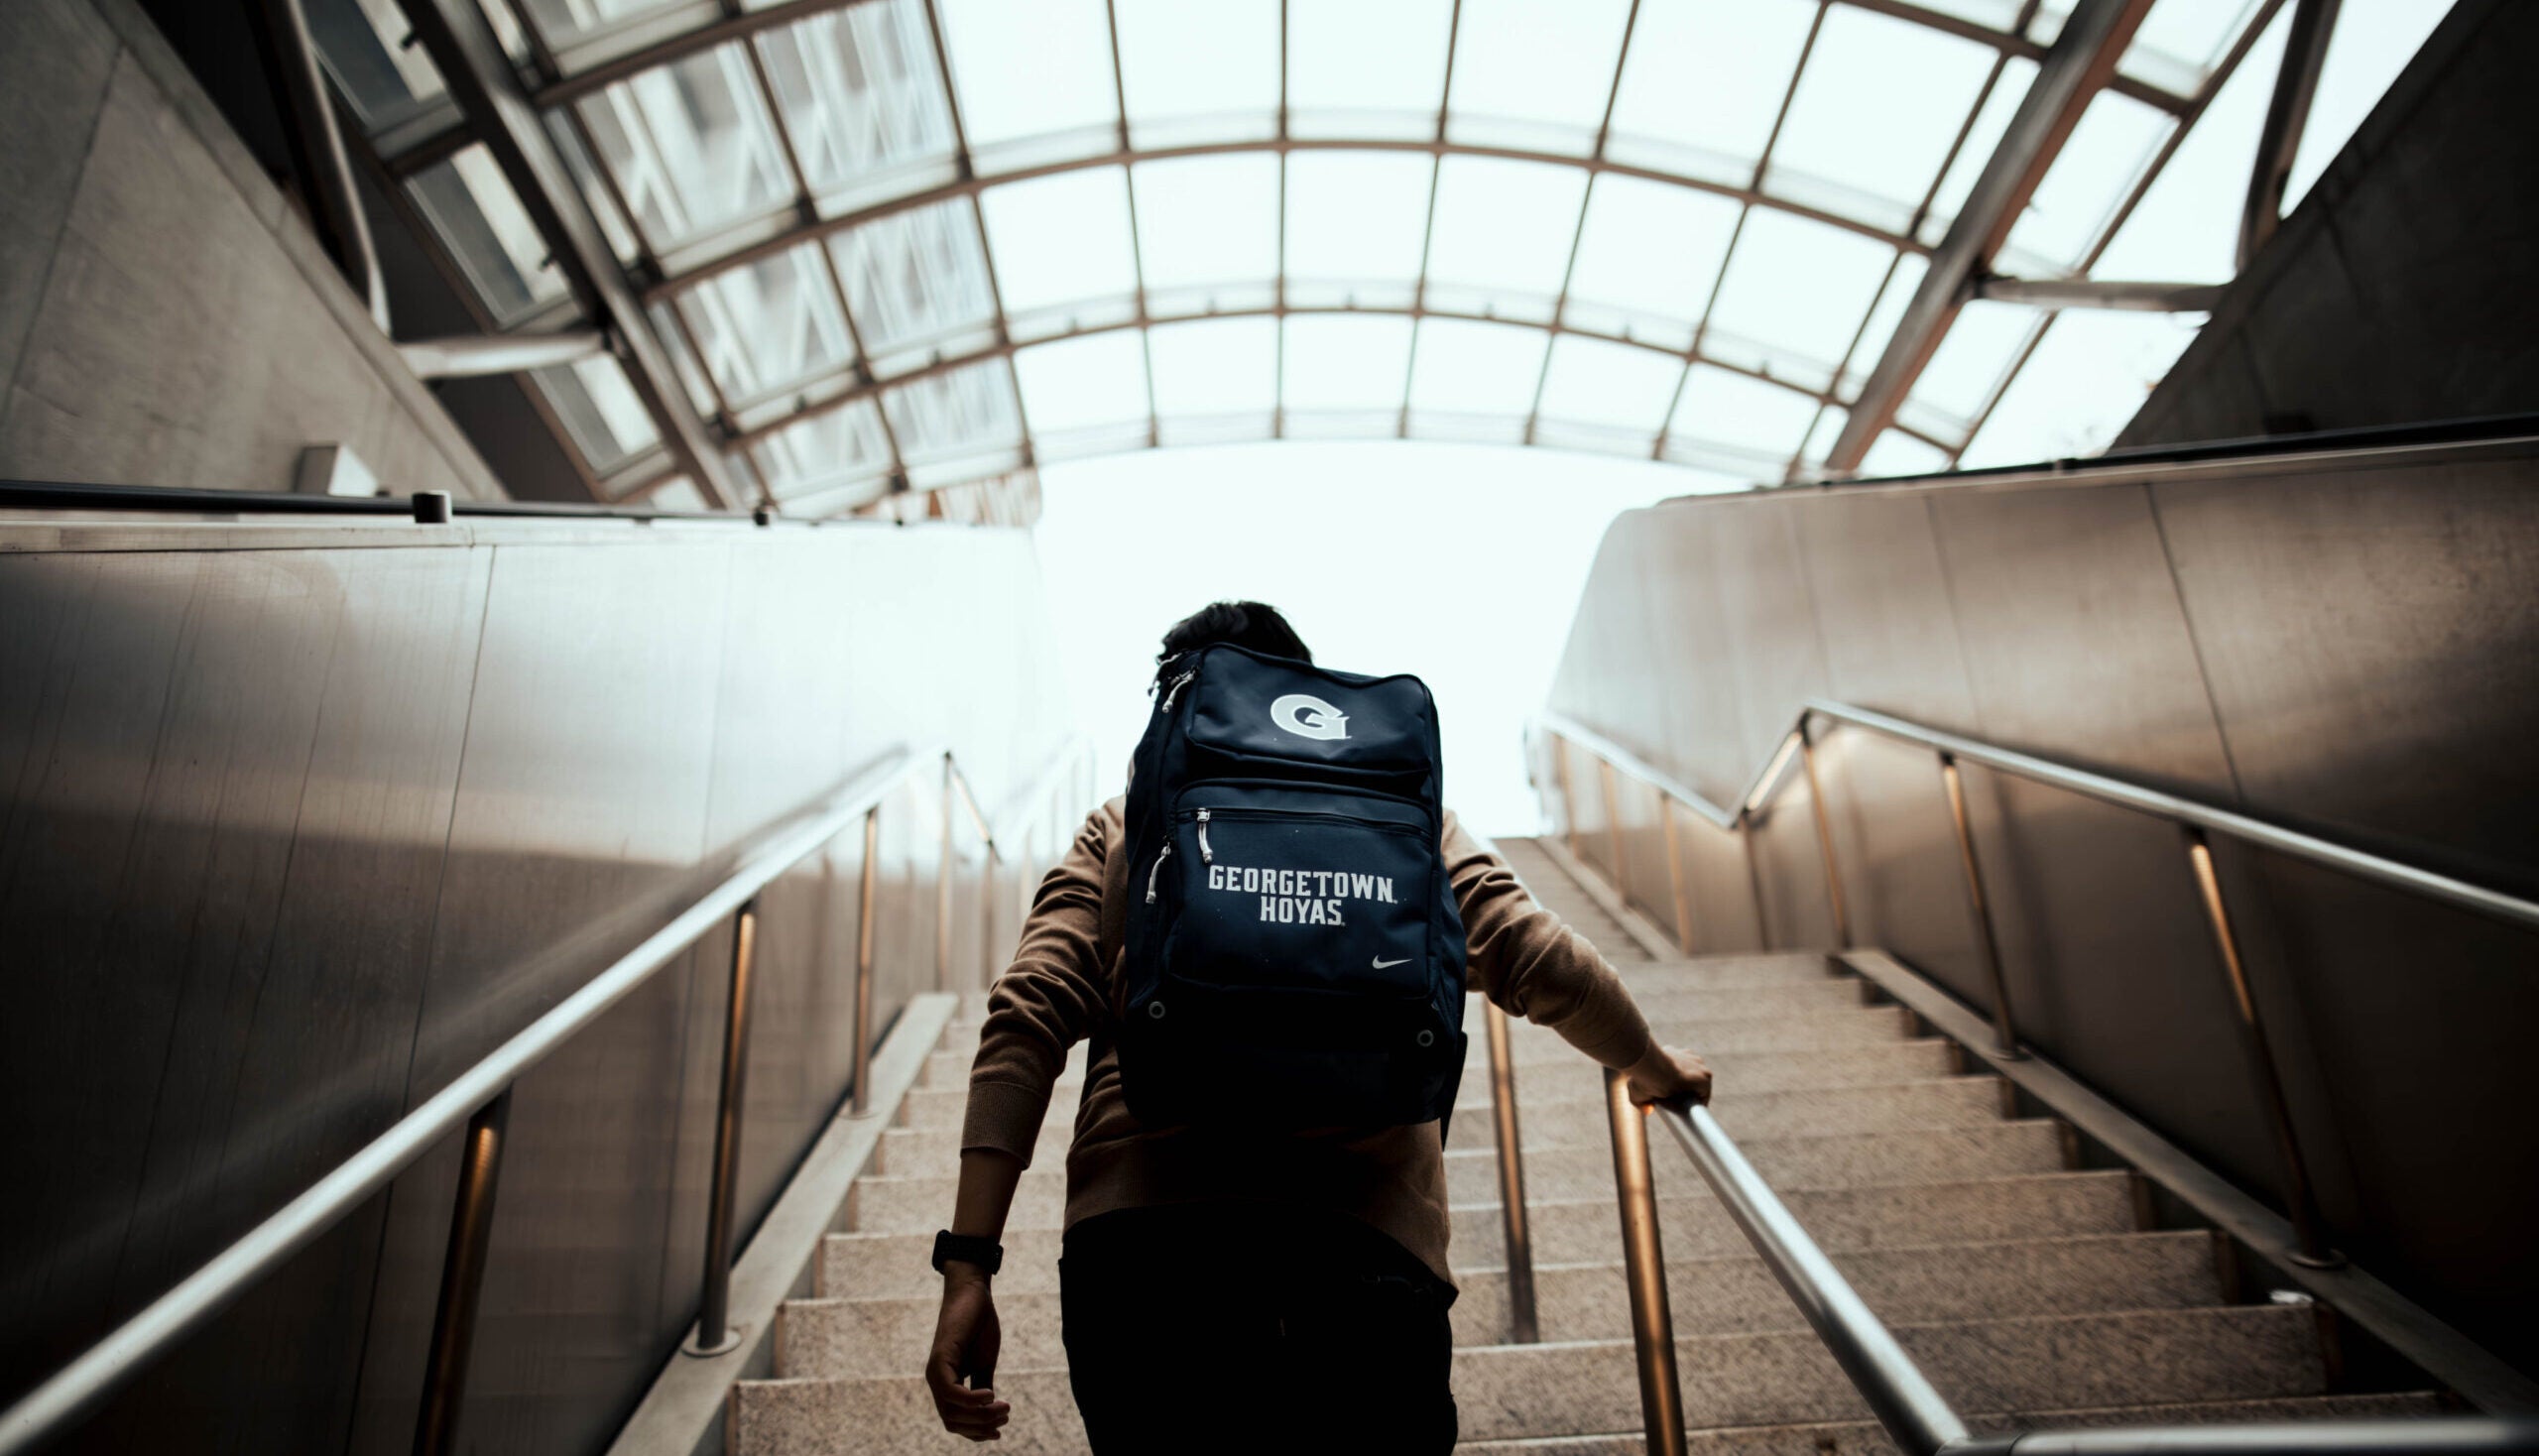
[1032,440,1724,835]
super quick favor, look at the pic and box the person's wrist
[940,1261,994,1288]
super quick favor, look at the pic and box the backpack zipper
[1145,840,1172,903]
[1196,808,1212,862]
[1159,668,1195,712]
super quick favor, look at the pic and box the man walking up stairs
[725,834,2438,1453]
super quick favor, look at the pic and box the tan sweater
[959,796,1657,1286]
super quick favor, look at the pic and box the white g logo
[1270,693,1350,741]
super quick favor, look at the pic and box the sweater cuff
[1568,1016,1655,1074]
[959,1079,1054,1168]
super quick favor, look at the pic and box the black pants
[1058,1203,1458,1455]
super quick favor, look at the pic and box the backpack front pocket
[1147,794,1434,1004]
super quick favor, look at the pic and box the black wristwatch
[932,1230,1004,1276]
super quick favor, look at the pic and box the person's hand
[926,1270,1009,1441]
[1625,1043,1714,1109]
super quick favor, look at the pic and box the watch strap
[932,1229,1003,1276]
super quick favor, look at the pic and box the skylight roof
[317,0,2451,512]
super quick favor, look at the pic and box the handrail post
[935,755,955,992]
[1799,719,1853,948]
[851,804,883,1117]
[1660,796,1694,955]
[1939,752,2023,1060]
[1598,757,1629,894]
[689,898,761,1355]
[1554,734,1582,858]
[2184,828,2344,1269]
[1605,1068,1687,1456]
[1484,1000,1538,1344]
[412,1088,512,1456]
[1740,811,1772,952]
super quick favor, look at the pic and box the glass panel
[756,0,957,195]
[1424,157,1589,301]
[409,145,571,324]
[1861,428,1953,477]
[549,113,643,267]
[1910,298,2038,425]
[2283,0,2458,213]
[1284,153,1434,287]
[1407,318,1548,416]
[1909,0,2027,30]
[2000,91,2172,272]
[2096,9,2285,284]
[306,0,446,131]
[938,0,1118,150]
[1704,210,1893,371]
[1445,0,1635,155]
[1148,317,1277,416]
[1766,7,1996,234]
[752,401,896,500]
[885,359,1023,459]
[1608,0,1817,185]
[833,198,999,354]
[675,244,856,405]
[644,477,708,513]
[577,45,789,252]
[1016,332,1149,431]
[1281,316,1413,412]
[1961,310,2200,467]
[1286,0,1454,139]
[1536,335,1682,430]
[518,0,684,46]
[1116,0,1279,147]
[1843,253,1929,392]
[1133,156,1279,292]
[535,353,660,469]
[2123,0,2267,94]
[980,168,1139,314]
[1800,403,1850,467]
[649,302,719,417]
[1920,57,2036,247]
[1669,364,1821,459]
[1566,174,1742,324]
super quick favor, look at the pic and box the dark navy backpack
[1117,644,1467,1129]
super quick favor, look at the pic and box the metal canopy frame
[334,0,2320,513]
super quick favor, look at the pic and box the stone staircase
[727,837,2442,1453]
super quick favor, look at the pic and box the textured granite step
[944,1004,1920,1058]
[1450,1393,2454,1456]
[852,1119,2066,1230]
[735,1304,2322,1453]
[782,1231,2217,1379]
[920,1032,1957,1096]
[821,1171,2135,1298]
[895,1073,1999,1147]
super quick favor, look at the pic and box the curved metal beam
[722,297,1952,459]
[643,135,1938,307]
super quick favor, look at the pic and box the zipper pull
[1160,669,1195,712]
[1145,841,1172,903]
[1196,808,1213,862]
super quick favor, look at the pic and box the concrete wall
[2118,0,2539,446]
[1540,438,2539,1383]
[0,0,508,499]
[0,515,1080,1453]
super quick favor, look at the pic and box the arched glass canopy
[310,0,2441,515]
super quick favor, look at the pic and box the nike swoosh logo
[1372,956,1410,969]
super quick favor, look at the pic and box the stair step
[733,1304,2323,1453]
[854,1120,2065,1230]
[942,1004,1919,1056]
[780,1231,2216,1380]
[820,1171,2134,1298]
[1445,1078,2003,1153]
[1450,1393,2453,1456]
[919,1035,1959,1096]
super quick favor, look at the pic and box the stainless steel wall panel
[1926,483,2238,794]
[2151,460,2539,892]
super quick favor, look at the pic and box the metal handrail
[1535,699,2539,1454]
[0,739,1087,1455]
[1457,826,1544,1346]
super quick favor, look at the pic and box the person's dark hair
[1158,600,1310,677]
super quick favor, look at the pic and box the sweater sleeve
[958,803,1113,1166]
[1446,811,1656,1071]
